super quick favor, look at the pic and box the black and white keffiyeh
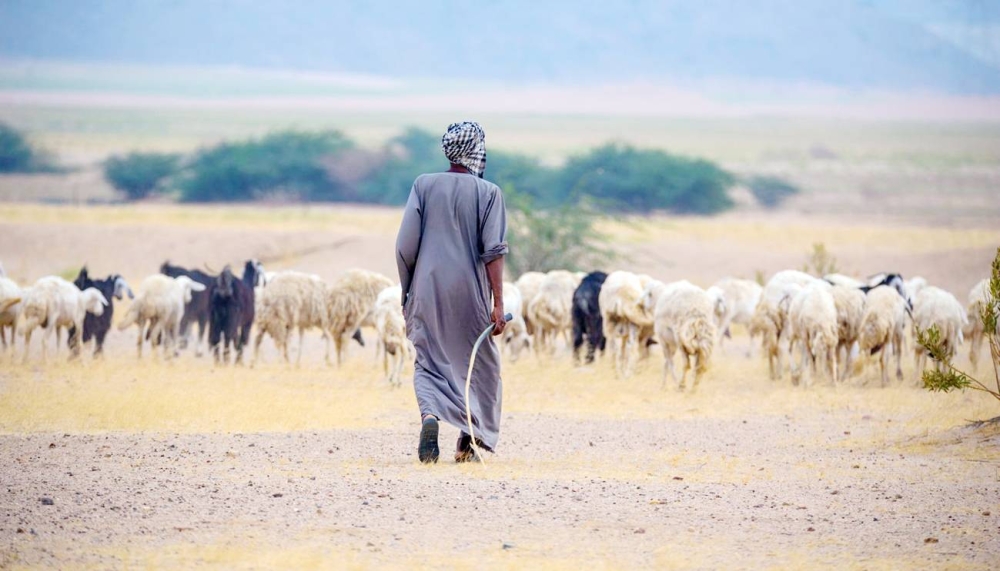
[441,121,487,178]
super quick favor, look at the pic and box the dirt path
[2,382,998,569]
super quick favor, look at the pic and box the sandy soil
[1,351,999,569]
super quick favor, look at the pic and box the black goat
[572,271,608,364]
[69,267,134,356]
[209,260,263,365]
[160,261,215,355]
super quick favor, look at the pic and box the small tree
[746,175,800,209]
[918,247,1000,406]
[0,122,57,173]
[504,187,616,277]
[104,152,182,200]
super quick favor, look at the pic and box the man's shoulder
[414,173,502,193]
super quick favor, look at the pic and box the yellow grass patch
[0,357,410,433]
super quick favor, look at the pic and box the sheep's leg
[135,324,144,359]
[252,327,266,367]
[829,349,838,386]
[334,336,344,367]
[893,338,903,382]
[292,325,305,366]
[660,343,675,390]
[22,328,33,364]
[969,330,981,369]
[882,345,892,387]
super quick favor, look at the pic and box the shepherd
[395,121,509,464]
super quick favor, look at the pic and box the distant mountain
[2,0,999,94]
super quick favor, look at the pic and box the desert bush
[179,130,354,202]
[803,242,838,276]
[0,122,57,173]
[554,144,735,214]
[104,152,181,200]
[918,247,1000,405]
[359,128,442,204]
[746,175,800,208]
[503,187,616,276]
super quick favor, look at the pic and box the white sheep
[912,286,967,379]
[824,273,865,288]
[711,278,763,350]
[653,281,717,391]
[500,281,531,362]
[829,285,866,380]
[252,270,329,366]
[525,270,577,354]
[514,271,546,337]
[787,282,839,386]
[372,285,410,387]
[904,276,928,302]
[18,276,108,363]
[117,275,206,359]
[964,279,994,368]
[599,271,649,378]
[324,269,393,366]
[0,275,22,354]
[858,285,908,386]
[749,270,820,380]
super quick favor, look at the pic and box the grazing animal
[118,274,207,358]
[526,270,578,354]
[858,285,908,386]
[372,285,410,387]
[965,278,994,368]
[750,270,820,380]
[210,260,264,365]
[572,271,608,364]
[787,282,839,387]
[711,278,763,350]
[829,285,866,380]
[324,269,394,366]
[18,276,108,363]
[599,271,649,379]
[911,286,967,380]
[653,281,717,391]
[0,274,22,354]
[514,271,546,337]
[160,261,216,356]
[500,281,531,362]
[70,267,134,356]
[252,270,328,366]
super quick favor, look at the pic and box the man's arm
[485,256,506,336]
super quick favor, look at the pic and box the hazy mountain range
[2,0,999,94]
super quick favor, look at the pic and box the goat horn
[204,263,218,274]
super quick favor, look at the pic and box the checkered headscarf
[441,121,486,178]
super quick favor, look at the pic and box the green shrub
[0,122,57,173]
[104,152,182,199]
[746,175,800,208]
[555,144,735,214]
[179,130,354,202]
[504,187,616,276]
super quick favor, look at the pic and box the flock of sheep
[0,259,993,392]
[503,268,992,390]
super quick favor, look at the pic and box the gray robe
[395,172,508,451]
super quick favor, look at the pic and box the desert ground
[2,65,1000,566]
[1,202,999,570]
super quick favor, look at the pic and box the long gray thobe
[395,172,508,451]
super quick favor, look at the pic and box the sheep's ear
[191,282,207,292]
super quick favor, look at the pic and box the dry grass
[2,336,994,438]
